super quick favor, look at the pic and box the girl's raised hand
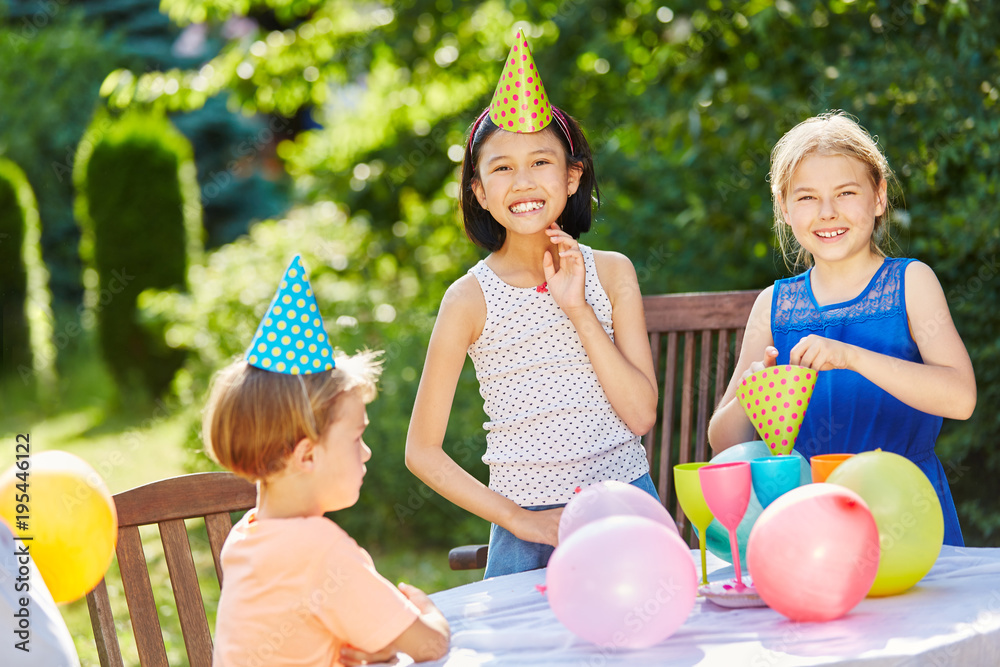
[543,223,587,316]
[789,334,853,371]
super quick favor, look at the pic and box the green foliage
[74,109,203,396]
[0,162,28,374]
[170,97,292,247]
[1,1,289,320]
[0,11,122,302]
[64,0,293,250]
[140,202,490,546]
[0,158,56,391]
[111,0,1000,544]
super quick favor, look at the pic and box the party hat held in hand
[489,29,552,133]
[737,365,817,455]
[245,255,335,374]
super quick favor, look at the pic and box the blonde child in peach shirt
[204,256,449,666]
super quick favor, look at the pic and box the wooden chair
[86,471,257,667]
[641,290,761,545]
[447,289,761,569]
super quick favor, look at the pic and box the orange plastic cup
[811,453,855,483]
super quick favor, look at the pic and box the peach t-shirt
[213,510,419,667]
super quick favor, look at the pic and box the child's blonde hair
[202,351,382,481]
[770,111,897,270]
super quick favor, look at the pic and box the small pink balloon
[558,480,678,543]
[546,516,697,648]
[747,484,880,622]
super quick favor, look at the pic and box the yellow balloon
[826,451,943,597]
[0,451,118,603]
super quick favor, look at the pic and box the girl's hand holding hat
[740,345,778,383]
[789,334,854,371]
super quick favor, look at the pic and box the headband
[467,106,575,172]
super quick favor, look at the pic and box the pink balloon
[747,484,880,622]
[546,516,697,648]
[558,480,678,543]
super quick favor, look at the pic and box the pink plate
[699,579,768,609]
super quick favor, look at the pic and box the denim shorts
[483,473,659,579]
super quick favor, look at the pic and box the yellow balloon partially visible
[0,451,117,603]
[826,450,943,597]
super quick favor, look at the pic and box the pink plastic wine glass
[699,461,752,588]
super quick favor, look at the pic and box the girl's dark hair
[459,107,600,251]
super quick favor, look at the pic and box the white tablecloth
[426,546,1000,666]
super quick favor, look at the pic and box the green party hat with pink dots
[489,29,552,133]
[245,255,335,374]
[736,365,818,455]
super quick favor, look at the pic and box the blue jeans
[483,473,659,579]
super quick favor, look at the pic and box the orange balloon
[0,451,117,603]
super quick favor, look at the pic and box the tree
[104,0,1000,544]
[0,9,121,303]
[0,158,56,391]
[74,109,202,395]
[1,0,289,305]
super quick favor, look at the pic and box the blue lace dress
[771,258,964,546]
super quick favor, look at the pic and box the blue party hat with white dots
[245,255,335,374]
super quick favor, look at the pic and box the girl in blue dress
[708,112,976,546]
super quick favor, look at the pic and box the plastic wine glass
[699,461,752,589]
[811,453,855,483]
[750,455,801,508]
[673,462,714,586]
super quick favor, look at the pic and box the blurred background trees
[0,157,54,390]
[74,109,202,395]
[2,0,998,550]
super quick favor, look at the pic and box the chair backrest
[641,290,760,544]
[86,471,257,667]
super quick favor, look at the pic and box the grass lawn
[1,346,481,666]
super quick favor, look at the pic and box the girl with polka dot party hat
[205,255,450,665]
[707,112,975,546]
[406,30,659,578]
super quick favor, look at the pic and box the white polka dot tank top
[468,244,650,506]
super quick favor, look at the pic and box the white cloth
[0,522,80,666]
[426,546,1000,666]
[468,244,648,506]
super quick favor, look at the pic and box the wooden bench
[448,289,761,570]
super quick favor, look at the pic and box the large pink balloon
[546,516,697,648]
[747,484,879,622]
[558,480,678,543]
